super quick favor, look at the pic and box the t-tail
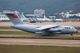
[5,12,23,25]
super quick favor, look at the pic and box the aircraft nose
[74,29,78,33]
[75,30,78,33]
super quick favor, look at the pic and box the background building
[34,9,45,17]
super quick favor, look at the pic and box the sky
[0,0,80,15]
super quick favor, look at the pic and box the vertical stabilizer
[5,11,23,25]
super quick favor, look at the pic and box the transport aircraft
[4,12,77,36]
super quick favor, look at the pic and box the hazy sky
[0,0,79,15]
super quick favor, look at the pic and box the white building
[34,9,45,17]
[0,12,9,21]
[65,12,80,18]
[60,11,80,18]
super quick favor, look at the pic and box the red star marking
[7,14,19,19]
[10,15,19,19]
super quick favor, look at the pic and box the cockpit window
[65,27,70,29]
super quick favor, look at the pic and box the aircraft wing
[37,25,59,31]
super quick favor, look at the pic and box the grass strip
[0,26,13,29]
[0,31,32,35]
[0,31,80,40]
[0,45,80,53]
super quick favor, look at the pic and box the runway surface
[0,22,80,27]
[0,38,80,47]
